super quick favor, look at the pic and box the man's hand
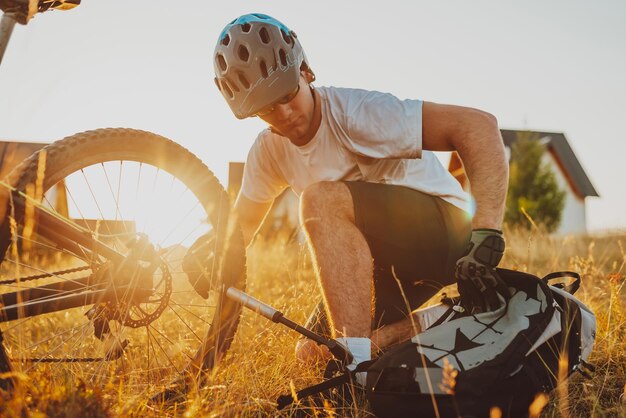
[455,229,509,314]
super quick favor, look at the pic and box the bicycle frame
[0,3,245,398]
[1,1,81,64]
[0,8,124,322]
[0,13,16,65]
[0,191,148,323]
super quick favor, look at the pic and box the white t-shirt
[240,86,470,211]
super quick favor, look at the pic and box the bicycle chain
[21,356,108,363]
[6,263,171,363]
[0,265,93,285]
[17,338,128,363]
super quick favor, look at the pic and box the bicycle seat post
[0,13,17,66]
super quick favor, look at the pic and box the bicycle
[0,1,248,401]
[0,127,247,400]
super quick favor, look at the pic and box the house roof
[500,130,599,198]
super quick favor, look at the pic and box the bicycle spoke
[79,169,115,237]
[19,321,92,372]
[157,198,202,249]
[167,302,217,308]
[65,186,91,230]
[23,321,90,352]
[100,162,126,227]
[13,233,90,261]
[166,305,202,342]
[147,324,187,370]
[168,299,213,326]
[146,326,160,385]
[136,167,161,239]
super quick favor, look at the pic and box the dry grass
[1,226,625,417]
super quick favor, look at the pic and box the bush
[505,132,566,232]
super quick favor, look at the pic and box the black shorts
[306,181,472,335]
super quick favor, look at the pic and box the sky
[0,0,624,233]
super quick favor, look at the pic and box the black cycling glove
[455,229,510,314]
[182,232,216,299]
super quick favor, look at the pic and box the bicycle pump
[226,287,371,410]
[226,287,353,364]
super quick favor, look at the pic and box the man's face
[257,73,317,144]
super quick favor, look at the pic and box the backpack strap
[276,360,375,410]
[542,271,581,295]
[577,360,596,379]
[426,294,466,330]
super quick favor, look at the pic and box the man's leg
[299,181,372,338]
[296,181,471,363]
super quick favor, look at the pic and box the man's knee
[299,182,354,226]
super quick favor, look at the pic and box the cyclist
[212,13,510,376]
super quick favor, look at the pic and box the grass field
[0,226,624,417]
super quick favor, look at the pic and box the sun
[53,161,213,251]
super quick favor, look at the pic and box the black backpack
[366,268,596,418]
[278,268,596,418]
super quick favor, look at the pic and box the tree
[505,132,566,232]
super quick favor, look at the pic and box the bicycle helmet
[213,13,312,119]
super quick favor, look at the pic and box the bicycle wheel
[0,128,246,398]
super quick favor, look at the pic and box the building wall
[543,152,587,235]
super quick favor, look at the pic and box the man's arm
[422,101,510,313]
[234,193,273,247]
[421,101,509,229]
[184,191,270,298]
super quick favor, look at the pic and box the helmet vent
[238,45,250,62]
[260,60,268,78]
[226,76,240,93]
[278,49,288,67]
[221,81,234,99]
[259,27,270,44]
[221,34,230,46]
[238,73,250,89]
[281,30,292,45]
[217,54,227,72]
[241,23,251,33]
